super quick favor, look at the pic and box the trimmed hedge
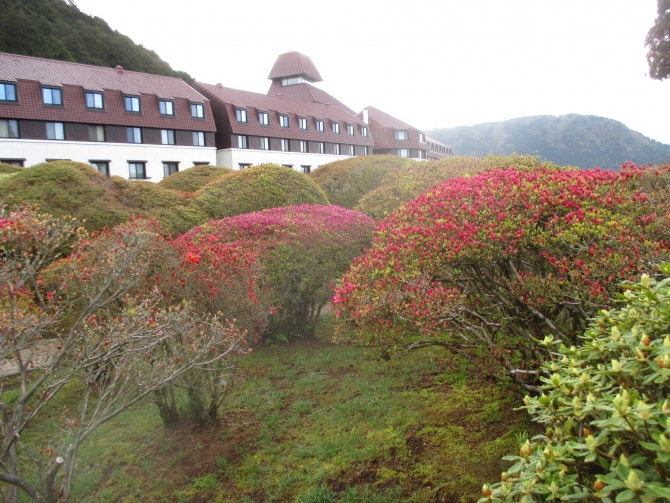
[196,164,329,219]
[309,155,414,209]
[157,165,232,192]
[0,163,23,174]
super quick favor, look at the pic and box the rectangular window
[347,124,354,136]
[85,91,103,109]
[318,142,325,154]
[127,127,142,143]
[301,165,311,174]
[332,122,340,134]
[46,122,65,140]
[163,162,179,178]
[128,162,146,180]
[236,109,247,123]
[334,144,340,155]
[124,96,141,113]
[280,139,289,151]
[282,164,293,168]
[90,161,109,176]
[193,131,205,146]
[418,132,425,143]
[361,126,368,137]
[258,111,269,125]
[394,130,409,140]
[238,163,251,170]
[191,103,205,118]
[159,100,174,116]
[398,148,409,158]
[298,117,307,130]
[161,129,175,145]
[363,146,368,156]
[88,125,105,142]
[348,145,355,155]
[238,135,248,149]
[279,115,289,128]
[316,120,324,132]
[0,119,19,138]
[0,83,17,102]
[300,140,307,153]
[42,87,63,106]
[260,137,269,150]
[0,159,24,167]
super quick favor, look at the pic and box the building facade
[0,52,216,180]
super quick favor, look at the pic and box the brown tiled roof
[362,106,416,130]
[267,81,355,114]
[267,52,323,83]
[195,82,374,146]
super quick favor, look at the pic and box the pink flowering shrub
[333,164,670,391]
[184,205,375,338]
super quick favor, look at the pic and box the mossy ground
[16,315,529,502]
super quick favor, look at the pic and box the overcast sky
[74,0,669,144]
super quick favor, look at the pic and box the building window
[88,125,105,142]
[191,103,205,118]
[127,127,142,144]
[398,148,409,158]
[298,117,307,130]
[163,162,179,177]
[279,115,289,128]
[395,130,409,140]
[418,132,425,143]
[332,122,340,134]
[430,143,433,152]
[161,129,175,145]
[42,87,63,106]
[124,96,141,113]
[363,146,368,156]
[0,119,19,138]
[299,140,307,153]
[348,145,355,155]
[260,137,270,150]
[280,139,289,151]
[90,161,109,176]
[301,165,311,174]
[0,159,24,167]
[238,163,251,170]
[159,99,174,116]
[361,126,368,137]
[316,120,324,132]
[281,77,304,86]
[282,164,293,168]
[236,108,247,123]
[193,162,210,166]
[318,142,325,154]
[193,131,205,146]
[258,111,269,125]
[238,135,248,149]
[128,162,147,180]
[0,83,17,102]
[46,122,65,140]
[85,91,104,109]
[333,144,340,155]
[347,124,354,136]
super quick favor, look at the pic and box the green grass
[16,315,529,502]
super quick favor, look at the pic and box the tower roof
[267,51,323,83]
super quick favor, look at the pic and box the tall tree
[646,0,670,80]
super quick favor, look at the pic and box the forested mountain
[428,114,670,169]
[0,0,193,82]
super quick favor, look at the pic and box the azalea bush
[185,205,375,338]
[334,164,670,391]
[157,164,232,192]
[480,267,670,503]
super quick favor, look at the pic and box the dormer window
[281,77,304,86]
[191,103,205,118]
[394,130,409,141]
[280,115,289,128]
[347,124,354,136]
[159,99,174,116]
[316,120,324,132]
[85,91,104,109]
[124,95,141,113]
[418,132,426,143]
[298,117,307,130]
[258,111,269,125]
[361,126,368,137]
[332,122,340,134]
[0,83,17,102]
[236,108,247,123]
[42,87,63,106]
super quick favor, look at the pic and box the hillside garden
[1,157,669,502]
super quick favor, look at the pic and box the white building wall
[0,138,216,182]
[216,148,355,172]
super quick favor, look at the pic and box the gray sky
[75,0,670,144]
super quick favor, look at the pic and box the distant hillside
[0,0,192,83]
[428,115,670,169]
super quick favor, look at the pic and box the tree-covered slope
[428,114,670,169]
[0,0,193,82]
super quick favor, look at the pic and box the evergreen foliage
[646,0,670,80]
[157,165,232,193]
[195,164,329,220]
[0,0,193,82]
[0,164,23,174]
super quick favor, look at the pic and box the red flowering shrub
[334,164,670,391]
[184,205,375,338]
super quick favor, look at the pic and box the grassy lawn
[21,315,530,502]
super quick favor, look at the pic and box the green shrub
[195,164,329,219]
[0,163,23,174]
[481,267,670,502]
[157,165,232,192]
[309,155,414,209]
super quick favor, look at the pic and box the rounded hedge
[309,155,414,209]
[157,165,232,192]
[0,163,23,174]
[196,164,329,219]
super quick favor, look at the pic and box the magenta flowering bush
[184,205,375,338]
